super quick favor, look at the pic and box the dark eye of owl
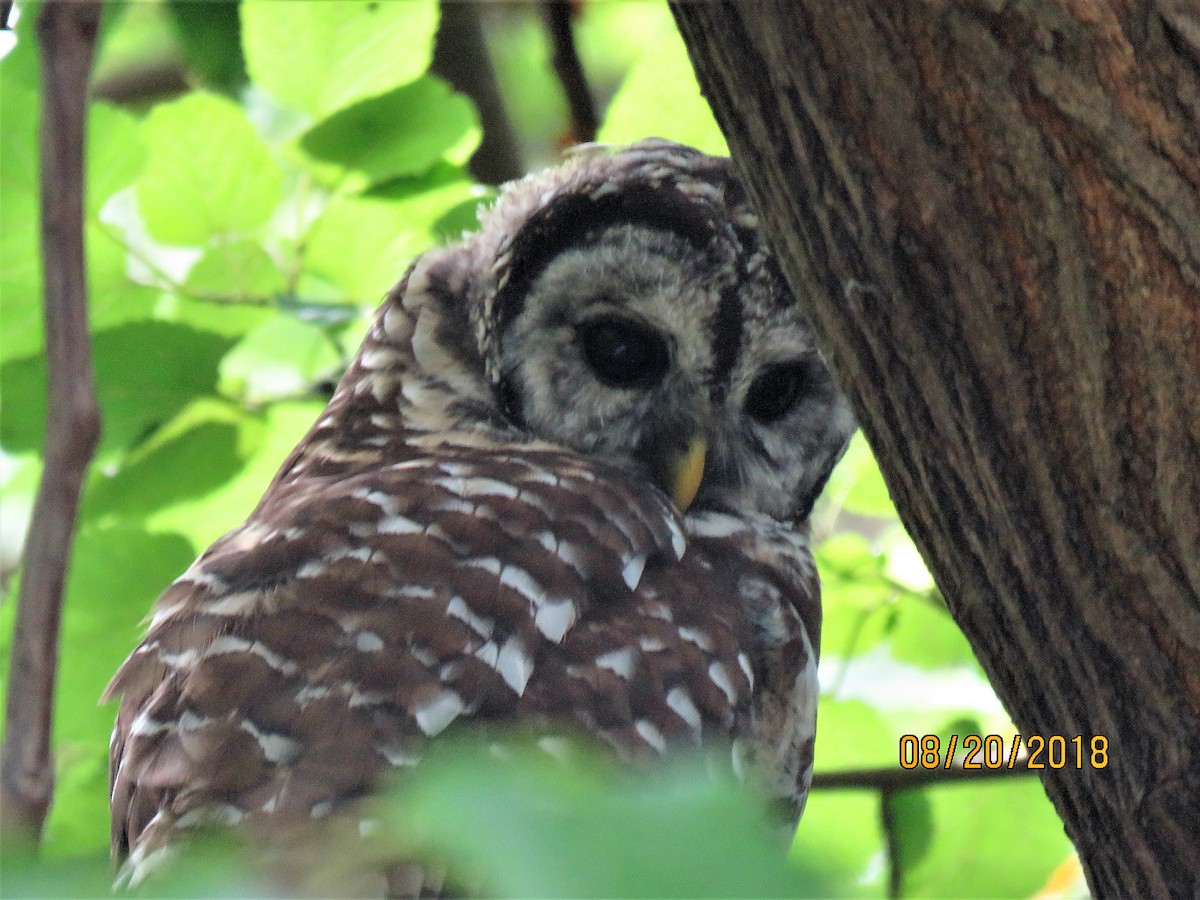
[577,316,671,389]
[745,361,811,423]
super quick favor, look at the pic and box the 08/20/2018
[898,733,1110,770]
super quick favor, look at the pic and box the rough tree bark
[672,2,1199,896]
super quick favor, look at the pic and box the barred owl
[107,140,854,892]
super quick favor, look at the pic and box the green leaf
[825,432,898,519]
[164,0,248,93]
[887,599,979,671]
[300,76,479,189]
[901,779,1075,897]
[0,321,236,462]
[85,398,258,522]
[304,168,479,302]
[0,524,197,857]
[599,25,727,154]
[0,84,156,362]
[143,400,325,550]
[219,314,343,404]
[241,0,439,121]
[791,791,886,897]
[0,2,41,89]
[889,789,935,875]
[88,103,146,217]
[136,92,283,245]
[813,700,897,771]
[183,238,287,300]
[379,741,837,898]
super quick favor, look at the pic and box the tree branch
[811,759,1034,792]
[430,0,523,184]
[541,0,597,145]
[1,0,103,848]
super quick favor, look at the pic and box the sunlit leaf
[0,525,197,857]
[219,314,343,404]
[85,398,260,522]
[599,25,726,154]
[304,168,479,303]
[241,0,438,121]
[143,400,325,550]
[183,238,287,300]
[136,92,283,245]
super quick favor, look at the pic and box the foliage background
[0,1,1081,896]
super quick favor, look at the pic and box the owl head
[335,140,854,524]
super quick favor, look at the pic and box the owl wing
[107,444,818,875]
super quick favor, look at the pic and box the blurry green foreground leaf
[379,739,840,898]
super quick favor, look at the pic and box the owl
[106,139,854,893]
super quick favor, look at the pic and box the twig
[811,756,1035,791]
[0,0,103,849]
[880,789,902,899]
[541,0,597,145]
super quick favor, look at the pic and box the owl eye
[745,361,810,423]
[578,316,670,389]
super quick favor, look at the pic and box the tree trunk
[672,2,1200,895]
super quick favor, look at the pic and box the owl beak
[669,435,708,512]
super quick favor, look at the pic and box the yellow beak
[669,436,708,512]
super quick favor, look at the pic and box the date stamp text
[899,734,1109,770]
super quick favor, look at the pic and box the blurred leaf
[300,76,479,189]
[143,400,325,550]
[0,2,41,88]
[0,83,155,363]
[825,433,898,519]
[219,315,343,404]
[183,238,287,299]
[165,0,248,93]
[382,740,836,898]
[599,25,726,154]
[136,91,283,245]
[818,531,885,579]
[0,322,235,461]
[887,599,979,671]
[0,852,118,899]
[0,525,197,857]
[304,168,478,302]
[85,398,258,521]
[881,528,935,594]
[241,0,438,121]
[889,789,934,875]
[791,791,887,897]
[813,700,896,771]
[88,103,146,217]
[901,779,1073,897]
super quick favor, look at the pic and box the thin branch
[880,789,902,899]
[811,756,1036,792]
[541,0,597,145]
[1,0,103,849]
